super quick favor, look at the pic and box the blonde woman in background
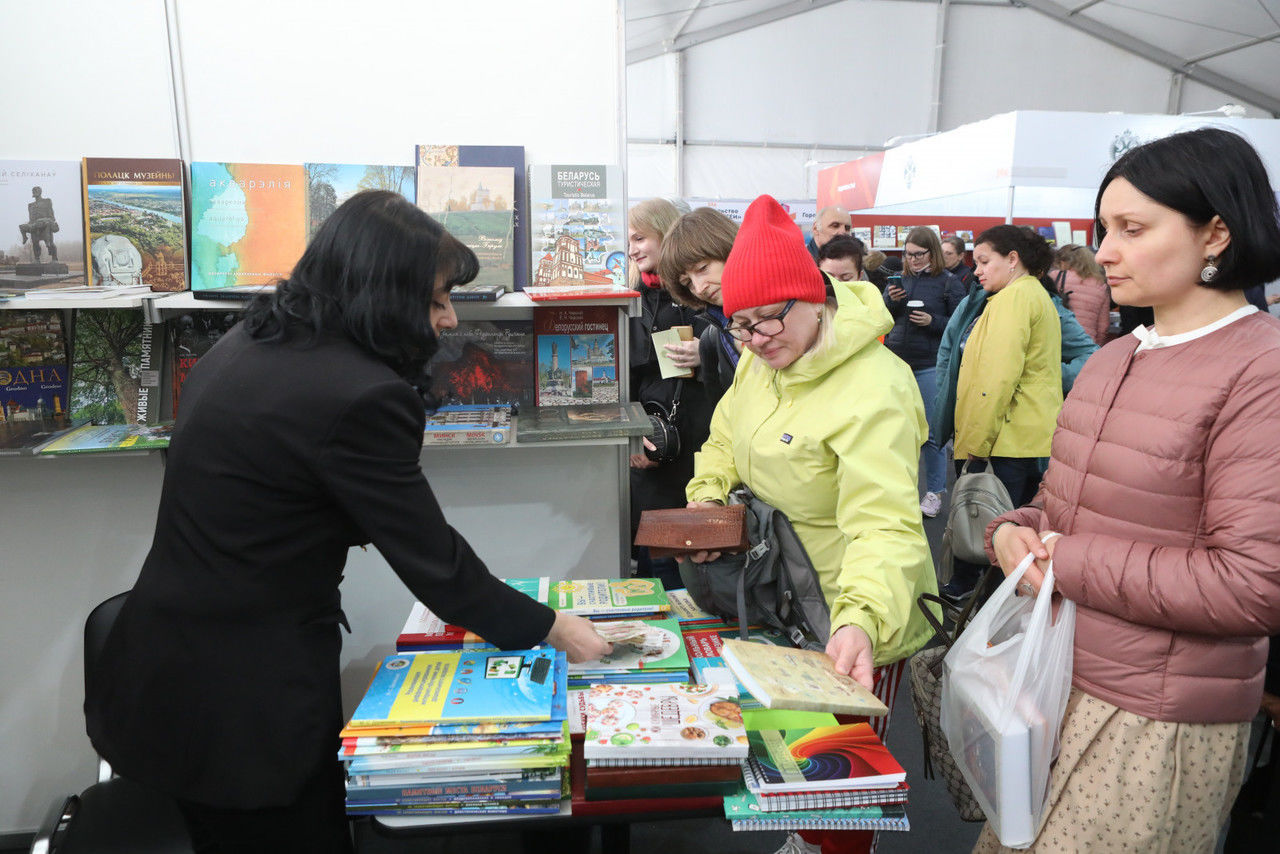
[1053,244,1111,344]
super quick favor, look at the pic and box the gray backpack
[678,486,831,651]
[940,461,1015,574]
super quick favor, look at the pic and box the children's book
[528,164,626,291]
[582,682,747,762]
[743,723,906,793]
[347,648,558,727]
[418,145,526,289]
[724,789,909,831]
[567,615,690,678]
[416,165,515,291]
[189,162,305,290]
[304,162,415,241]
[428,320,535,412]
[516,402,650,444]
[0,160,88,290]
[666,589,731,629]
[422,405,511,447]
[549,577,670,618]
[83,157,186,291]
[533,305,618,405]
[70,309,163,425]
[38,421,173,454]
[721,638,888,717]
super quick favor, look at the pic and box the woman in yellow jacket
[686,195,937,854]
[954,225,1063,507]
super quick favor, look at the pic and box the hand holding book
[544,611,613,663]
[827,624,875,691]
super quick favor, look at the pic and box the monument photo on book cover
[0,161,86,291]
[534,306,618,405]
[83,158,186,291]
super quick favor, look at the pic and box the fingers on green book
[720,639,888,717]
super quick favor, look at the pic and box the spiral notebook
[724,789,909,831]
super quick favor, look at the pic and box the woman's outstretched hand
[544,611,612,663]
[826,624,875,691]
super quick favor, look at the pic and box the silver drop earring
[1201,254,1219,283]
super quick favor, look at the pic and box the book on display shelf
[582,681,747,762]
[666,588,732,629]
[304,162,415,241]
[0,309,72,439]
[418,145,527,289]
[0,160,88,292]
[416,164,515,292]
[721,638,889,717]
[422,405,511,447]
[568,616,690,687]
[683,625,790,707]
[528,164,626,296]
[516,401,650,443]
[346,648,558,728]
[82,157,186,292]
[346,766,561,789]
[38,421,173,454]
[532,305,619,405]
[743,723,906,793]
[170,311,239,418]
[344,798,562,817]
[723,789,909,832]
[0,419,72,456]
[428,319,535,412]
[746,781,910,813]
[69,309,163,426]
[189,162,305,291]
[447,282,505,301]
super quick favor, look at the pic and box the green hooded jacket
[687,280,939,666]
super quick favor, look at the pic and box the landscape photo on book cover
[0,161,87,290]
[84,158,185,291]
[305,163,415,241]
[71,309,158,425]
[416,166,514,290]
[189,162,305,290]
[428,320,535,411]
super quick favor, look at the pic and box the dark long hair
[242,190,478,382]
[1095,127,1280,291]
[975,224,1057,300]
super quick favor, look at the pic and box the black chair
[30,591,195,854]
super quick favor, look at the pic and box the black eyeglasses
[725,299,797,342]
[904,250,930,260]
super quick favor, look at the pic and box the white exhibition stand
[0,0,626,839]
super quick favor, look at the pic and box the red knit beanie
[721,194,826,317]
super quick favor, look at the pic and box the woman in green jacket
[686,195,937,854]
[954,226,1063,506]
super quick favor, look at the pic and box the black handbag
[643,379,683,464]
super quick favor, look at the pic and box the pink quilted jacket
[1059,270,1110,344]
[986,312,1280,723]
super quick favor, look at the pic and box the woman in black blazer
[85,192,610,852]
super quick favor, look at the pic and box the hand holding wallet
[634,504,750,558]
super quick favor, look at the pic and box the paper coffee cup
[907,300,925,309]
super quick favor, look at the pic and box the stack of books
[666,588,732,630]
[681,625,791,708]
[567,615,691,689]
[582,681,748,800]
[340,648,570,816]
[728,723,910,832]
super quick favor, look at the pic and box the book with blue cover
[348,648,558,727]
[38,421,173,454]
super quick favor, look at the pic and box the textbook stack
[728,723,911,832]
[340,648,570,816]
[681,625,792,709]
[567,614,692,689]
[583,681,748,801]
[666,588,732,630]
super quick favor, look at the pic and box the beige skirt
[972,687,1250,854]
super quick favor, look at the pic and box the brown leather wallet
[634,505,750,558]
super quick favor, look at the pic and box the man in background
[806,205,852,260]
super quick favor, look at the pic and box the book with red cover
[533,305,618,405]
[744,723,907,793]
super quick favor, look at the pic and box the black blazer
[85,324,554,809]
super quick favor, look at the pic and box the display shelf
[0,292,148,310]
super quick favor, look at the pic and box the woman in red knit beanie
[686,195,939,854]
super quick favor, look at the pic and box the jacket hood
[761,279,892,388]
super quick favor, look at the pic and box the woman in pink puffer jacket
[981,128,1280,853]
[1052,244,1110,344]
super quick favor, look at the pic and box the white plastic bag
[940,551,1076,848]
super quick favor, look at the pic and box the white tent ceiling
[623,0,1280,199]
[626,0,1280,114]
